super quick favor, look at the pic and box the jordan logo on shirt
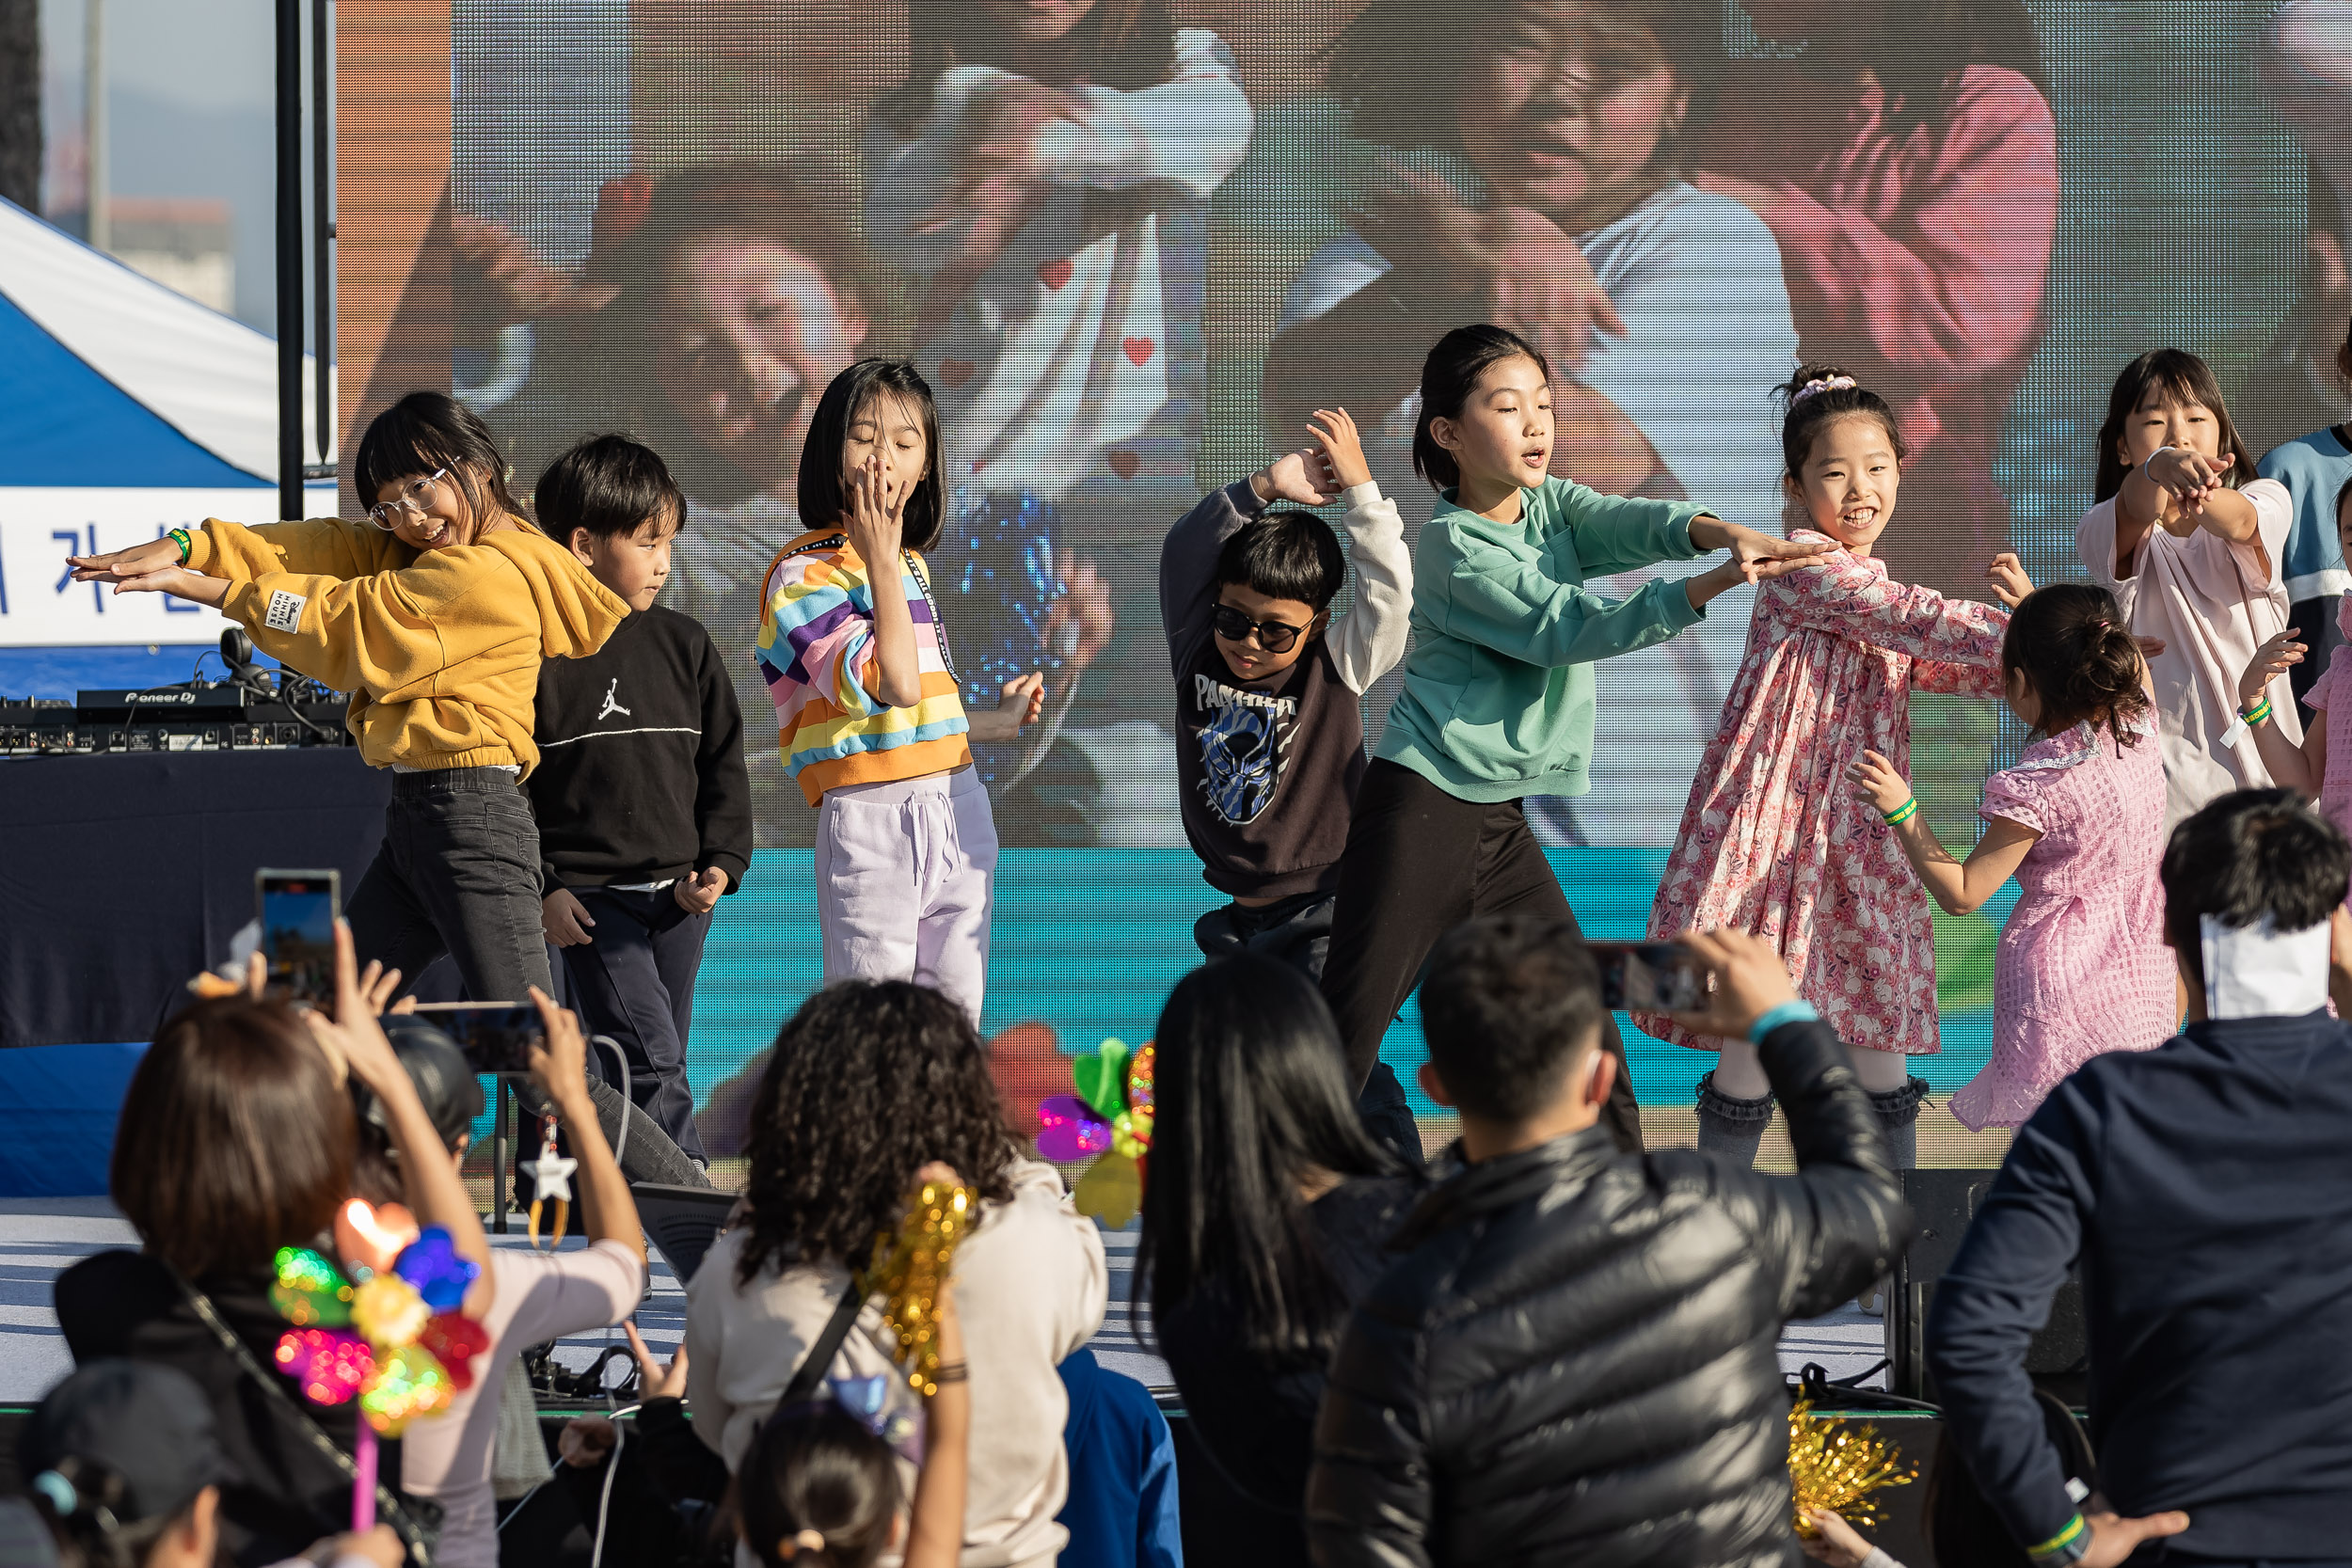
[598,679,630,721]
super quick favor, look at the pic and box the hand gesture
[1724,523,1836,585]
[1255,448,1336,507]
[1987,552,2034,609]
[1660,927,1800,1040]
[624,1320,691,1401]
[1041,552,1114,672]
[2242,627,2306,705]
[67,536,183,584]
[524,987,590,1112]
[2144,446,2230,514]
[908,81,1084,342]
[304,921,406,1101]
[674,866,728,915]
[1847,749,1913,816]
[543,888,596,947]
[453,214,616,322]
[1354,162,1625,372]
[1308,408,1374,492]
[844,451,907,570]
[998,672,1047,730]
[2077,1508,2190,1568]
[1798,1510,1875,1568]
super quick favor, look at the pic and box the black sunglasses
[1210,604,1309,654]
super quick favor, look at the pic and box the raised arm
[318,922,496,1321]
[1850,751,2042,917]
[1664,930,1912,1316]
[1161,483,1267,659]
[1262,242,1468,446]
[900,1187,969,1568]
[2237,628,2330,793]
[1310,407,1413,695]
[845,456,923,709]
[527,989,645,1266]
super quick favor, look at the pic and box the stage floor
[3,1197,1888,1405]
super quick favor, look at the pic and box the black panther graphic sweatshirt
[1159,479,1410,899]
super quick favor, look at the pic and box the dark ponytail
[1774,362,1908,483]
[737,1402,901,1568]
[1412,324,1548,492]
[354,390,528,527]
[2000,582,2150,749]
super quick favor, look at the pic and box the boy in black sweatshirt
[1929,789,2352,1566]
[529,435,752,1166]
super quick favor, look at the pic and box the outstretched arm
[1850,751,2041,916]
[2239,628,2329,793]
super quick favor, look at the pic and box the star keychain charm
[524,1115,577,1250]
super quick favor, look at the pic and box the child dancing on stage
[1851,583,2174,1131]
[1317,324,1830,1155]
[2078,348,2298,824]
[758,358,1045,1022]
[2237,476,2352,856]
[66,391,629,1011]
[1160,406,1414,1143]
[1640,366,2029,1167]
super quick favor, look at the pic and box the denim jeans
[348,768,553,1005]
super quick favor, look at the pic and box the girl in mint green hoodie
[1317,325,1830,1155]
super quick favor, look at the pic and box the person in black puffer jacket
[1306,918,1914,1567]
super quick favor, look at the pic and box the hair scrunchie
[777,1528,827,1560]
[1791,374,1859,404]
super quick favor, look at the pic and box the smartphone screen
[257,869,340,1003]
[406,1002,544,1074]
[1591,942,1711,1014]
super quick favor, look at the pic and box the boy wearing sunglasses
[1159,407,1413,1118]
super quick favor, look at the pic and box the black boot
[1694,1071,1772,1167]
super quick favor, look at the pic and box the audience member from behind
[1306,918,1911,1565]
[685,981,1105,1568]
[1139,954,1416,1565]
[55,926,489,1567]
[355,998,645,1568]
[16,1360,402,1568]
[1929,789,2352,1565]
[1053,1349,1182,1568]
[737,1252,970,1568]
[530,433,754,1168]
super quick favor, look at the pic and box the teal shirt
[1377,476,1710,802]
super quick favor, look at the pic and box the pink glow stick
[353,1422,377,1533]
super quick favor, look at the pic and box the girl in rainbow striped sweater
[758,359,1045,1019]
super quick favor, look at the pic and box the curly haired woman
[683,980,1105,1568]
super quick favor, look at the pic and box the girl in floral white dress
[1638,365,2028,1167]
[1851,583,2175,1129]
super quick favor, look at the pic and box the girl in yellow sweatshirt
[69,391,628,1010]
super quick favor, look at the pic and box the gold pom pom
[1787,1398,1916,1536]
[859,1180,975,1393]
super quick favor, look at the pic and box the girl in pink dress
[1851,583,2174,1129]
[2237,476,2352,860]
[1639,364,2027,1167]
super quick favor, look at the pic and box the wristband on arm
[1746,1000,1820,1046]
[167,528,194,564]
[2026,1514,2090,1565]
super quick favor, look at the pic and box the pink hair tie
[1791,374,1858,404]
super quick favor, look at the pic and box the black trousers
[348,768,554,1004]
[557,885,712,1165]
[1195,888,1423,1163]
[1320,759,1645,1153]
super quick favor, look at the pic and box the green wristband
[2241,694,2274,728]
[167,527,194,565]
[1883,798,1919,827]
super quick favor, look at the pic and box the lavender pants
[815,766,998,1022]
